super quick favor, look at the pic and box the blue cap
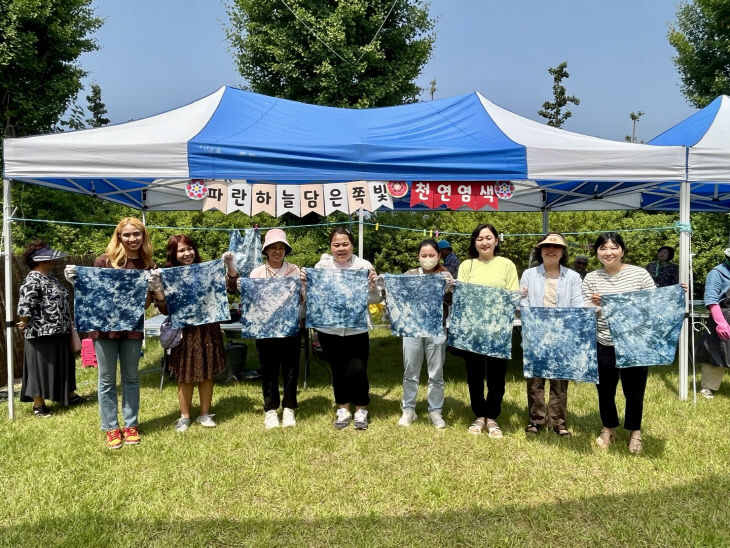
[437,240,451,250]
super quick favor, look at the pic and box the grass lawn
[1,330,729,547]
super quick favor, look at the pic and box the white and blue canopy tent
[3,86,695,419]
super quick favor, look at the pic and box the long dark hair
[467,223,500,258]
[418,239,440,254]
[165,234,202,267]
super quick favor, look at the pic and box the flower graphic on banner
[383,274,445,337]
[387,181,408,198]
[74,267,149,332]
[305,269,369,330]
[495,182,514,199]
[186,179,208,200]
[601,284,685,368]
[238,277,301,339]
[160,259,230,328]
[448,282,520,359]
[521,307,598,382]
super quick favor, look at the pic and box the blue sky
[82,0,696,141]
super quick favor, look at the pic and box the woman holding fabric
[304,227,381,430]
[16,240,84,417]
[65,217,155,449]
[148,234,229,433]
[457,223,519,438]
[519,233,584,437]
[698,248,730,399]
[582,232,656,454]
[398,239,453,429]
[245,228,302,430]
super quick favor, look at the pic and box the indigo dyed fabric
[306,269,369,330]
[228,229,261,277]
[160,259,230,328]
[448,282,520,359]
[383,274,445,337]
[521,307,598,382]
[601,284,685,367]
[239,277,301,339]
[74,267,148,332]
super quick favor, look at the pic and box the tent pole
[358,208,364,260]
[3,178,15,420]
[542,209,549,233]
[678,150,690,401]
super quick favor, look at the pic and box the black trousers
[463,351,508,419]
[596,343,648,431]
[317,331,370,406]
[256,335,301,411]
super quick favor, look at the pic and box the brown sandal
[595,427,616,448]
[628,430,643,454]
[552,426,572,438]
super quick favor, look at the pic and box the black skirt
[20,333,77,405]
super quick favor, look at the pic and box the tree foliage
[0,0,102,140]
[537,61,580,128]
[669,0,730,108]
[85,83,110,127]
[226,0,435,107]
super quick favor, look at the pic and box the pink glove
[709,304,730,340]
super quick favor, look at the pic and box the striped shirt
[582,264,655,346]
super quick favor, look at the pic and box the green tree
[624,110,645,142]
[537,61,580,128]
[668,0,730,108]
[85,83,110,127]
[226,0,435,107]
[0,0,102,140]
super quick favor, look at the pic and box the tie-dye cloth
[306,268,369,330]
[239,277,301,338]
[521,307,598,382]
[160,259,231,328]
[383,274,445,337]
[601,284,685,367]
[448,282,520,359]
[74,267,149,332]
[228,229,261,277]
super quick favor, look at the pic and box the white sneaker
[196,414,216,428]
[353,408,369,430]
[175,417,191,433]
[334,407,352,429]
[264,409,280,429]
[700,387,714,399]
[429,410,447,429]
[398,408,417,426]
[282,407,296,428]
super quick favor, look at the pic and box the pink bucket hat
[262,228,292,255]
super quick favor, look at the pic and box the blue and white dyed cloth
[306,268,369,330]
[228,229,261,277]
[74,267,149,332]
[448,282,520,359]
[602,284,685,367]
[521,307,598,382]
[383,274,445,337]
[160,259,231,328]
[239,277,301,339]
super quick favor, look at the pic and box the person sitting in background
[699,247,730,399]
[646,246,679,287]
[438,240,460,279]
[573,255,589,279]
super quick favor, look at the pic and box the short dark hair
[658,246,675,261]
[418,239,440,254]
[328,227,354,245]
[165,234,202,267]
[468,224,500,258]
[593,232,627,256]
[23,240,47,269]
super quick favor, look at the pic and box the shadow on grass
[4,474,729,546]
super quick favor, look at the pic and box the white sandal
[485,419,503,439]
[468,418,486,434]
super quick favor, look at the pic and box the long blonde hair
[105,217,154,269]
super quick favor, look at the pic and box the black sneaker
[68,394,85,406]
[33,405,51,417]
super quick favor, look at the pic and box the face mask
[419,256,439,270]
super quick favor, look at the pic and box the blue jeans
[95,339,142,431]
[402,335,446,412]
